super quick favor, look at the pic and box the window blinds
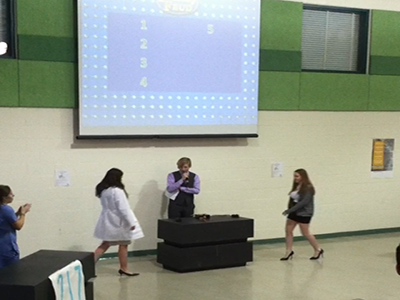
[0,0,7,43]
[302,9,360,72]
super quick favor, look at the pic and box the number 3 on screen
[140,57,148,68]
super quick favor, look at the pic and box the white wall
[283,0,400,11]
[1,108,399,257]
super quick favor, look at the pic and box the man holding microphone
[166,157,200,219]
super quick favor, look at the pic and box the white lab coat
[94,187,144,241]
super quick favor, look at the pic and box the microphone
[183,173,189,182]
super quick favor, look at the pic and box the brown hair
[290,169,315,195]
[0,185,11,205]
[177,157,192,168]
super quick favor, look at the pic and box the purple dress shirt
[166,172,200,195]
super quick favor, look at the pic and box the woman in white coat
[94,168,144,276]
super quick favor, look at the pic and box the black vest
[173,171,195,206]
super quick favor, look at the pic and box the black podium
[0,250,95,300]
[157,215,254,272]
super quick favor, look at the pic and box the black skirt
[288,213,311,224]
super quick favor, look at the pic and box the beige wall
[2,0,400,257]
[1,108,399,256]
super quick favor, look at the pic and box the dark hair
[397,244,400,265]
[290,169,315,195]
[95,168,126,197]
[0,185,11,204]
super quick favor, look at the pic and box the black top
[172,171,195,205]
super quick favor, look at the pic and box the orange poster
[371,139,395,178]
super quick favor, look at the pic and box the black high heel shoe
[310,249,324,260]
[280,251,294,261]
[118,269,139,276]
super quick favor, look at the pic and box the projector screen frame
[76,133,258,140]
[77,0,261,139]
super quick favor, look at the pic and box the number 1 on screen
[141,20,147,30]
[207,24,214,34]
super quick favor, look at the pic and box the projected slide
[78,0,261,137]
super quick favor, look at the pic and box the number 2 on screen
[140,38,148,49]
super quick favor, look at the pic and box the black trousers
[168,200,194,219]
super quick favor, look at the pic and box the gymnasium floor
[94,233,399,300]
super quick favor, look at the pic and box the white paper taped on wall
[48,260,86,300]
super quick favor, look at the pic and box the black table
[157,215,254,272]
[0,250,95,300]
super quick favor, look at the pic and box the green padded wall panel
[18,35,77,63]
[260,0,303,51]
[368,76,400,111]
[371,10,400,57]
[259,49,301,72]
[370,56,400,76]
[19,61,77,108]
[300,73,369,111]
[17,0,76,38]
[0,59,19,107]
[258,71,300,110]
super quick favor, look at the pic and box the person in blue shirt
[0,185,31,269]
[396,244,400,275]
